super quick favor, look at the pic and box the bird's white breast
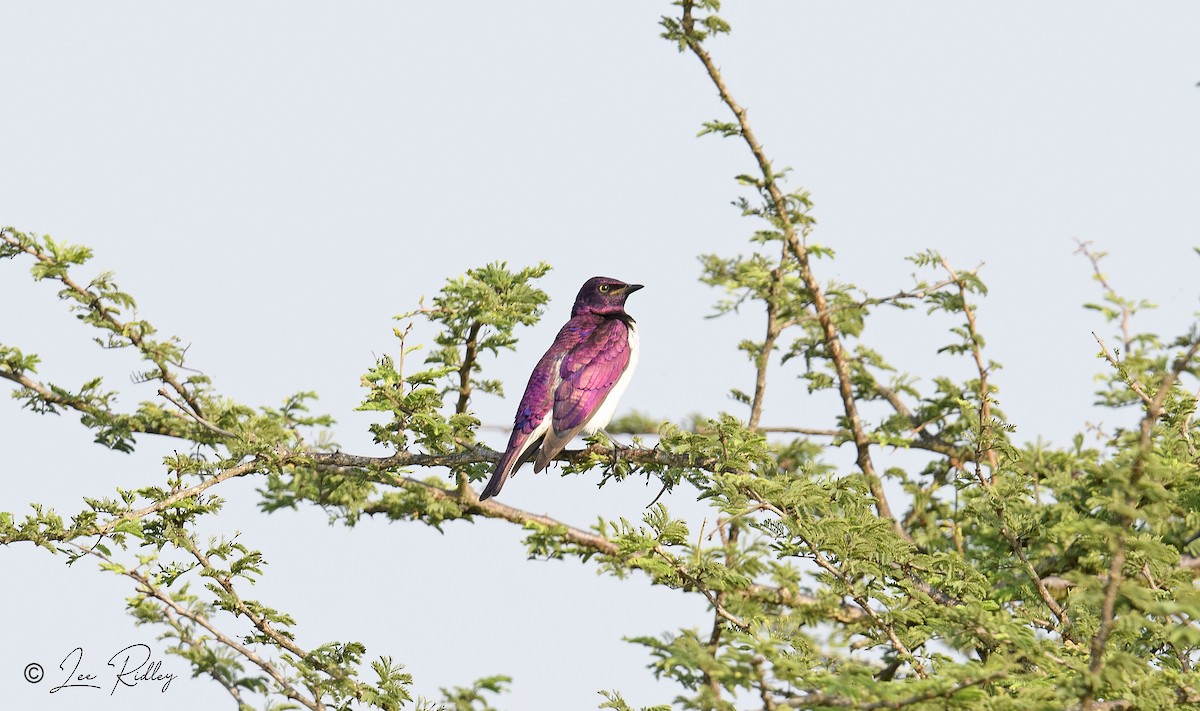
[582,322,639,434]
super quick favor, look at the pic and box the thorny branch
[453,320,484,495]
[456,321,483,415]
[0,366,182,438]
[0,439,866,621]
[73,542,323,711]
[1084,331,1200,707]
[678,0,904,541]
[1093,333,1153,406]
[157,386,237,438]
[780,670,1007,709]
[1075,239,1134,355]
[2,229,208,421]
[936,259,1071,632]
[776,273,972,330]
[654,538,749,631]
[749,247,787,430]
[181,535,317,672]
[753,498,928,679]
[156,602,250,707]
[939,257,999,477]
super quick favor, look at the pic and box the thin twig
[776,272,977,330]
[1075,239,1133,354]
[157,603,249,706]
[157,387,236,438]
[71,459,261,541]
[1093,333,1153,406]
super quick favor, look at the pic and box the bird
[478,276,643,501]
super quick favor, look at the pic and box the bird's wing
[479,320,591,500]
[478,350,557,500]
[534,317,631,470]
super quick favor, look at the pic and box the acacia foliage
[4,2,1200,709]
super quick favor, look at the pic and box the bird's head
[572,276,643,317]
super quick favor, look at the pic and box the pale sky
[3,2,1199,709]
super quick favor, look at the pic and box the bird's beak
[625,284,644,294]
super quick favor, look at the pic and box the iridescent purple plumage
[478,276,642,501]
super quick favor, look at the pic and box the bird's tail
[478,459,511,501]
[479,433,543,501]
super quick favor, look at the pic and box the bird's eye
[598,284,611,293]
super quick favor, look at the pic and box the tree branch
[72,542,321,711]
[781,669,1005,709]
[939,257,999,477]
[776,273,972,331]
[1085,330,1200,705]
[1075,239,1133,355]
[753,498,927,679]
[749,249,787,430]
[456,320,482,415]
[678,1,903,541]
[1,229,209,420]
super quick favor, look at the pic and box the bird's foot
[600,429,634,451]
